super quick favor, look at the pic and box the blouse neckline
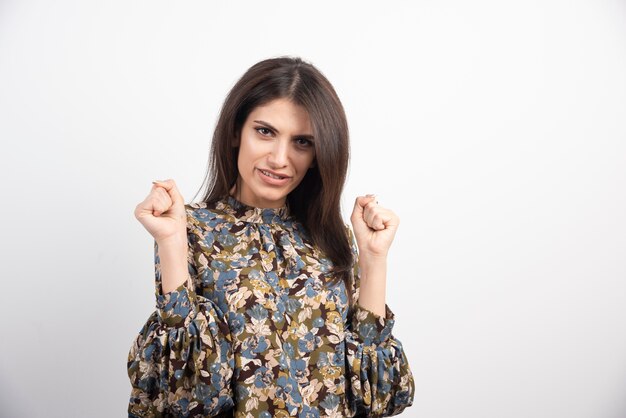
[220,194,292,225]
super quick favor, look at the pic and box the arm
[355,253,387,317]
[157,234,191,295]
[344,224,416,417]
[127,208,235,417]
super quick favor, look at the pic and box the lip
[258,168,292,178]
[257,168,291,186]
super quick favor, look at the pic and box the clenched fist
[134,179,187,244]
[350,194,400,259]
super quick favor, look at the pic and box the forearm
[157,236,190,294]
[356,255,387,317]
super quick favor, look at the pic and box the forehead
[247,98,312,132]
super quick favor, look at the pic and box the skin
[229,98,316,208]
[137,98,401,317]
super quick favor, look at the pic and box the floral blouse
[127,195,415,418]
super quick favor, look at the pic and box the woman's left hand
[350,194,400,259]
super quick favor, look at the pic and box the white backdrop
[1,1,625,417]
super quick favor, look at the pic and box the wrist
[156,233,188,249]
[358,252,388,269]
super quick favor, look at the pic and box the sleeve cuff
[351,303,396,345]
[156,279,198,328]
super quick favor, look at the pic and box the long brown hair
[191,56,355,307]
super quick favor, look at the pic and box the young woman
[128,56,415,418]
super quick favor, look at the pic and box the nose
[267,139,289,168]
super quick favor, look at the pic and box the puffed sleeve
[343,224,415,417]
[127,208,235,417]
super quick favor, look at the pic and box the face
[232,98,316,208]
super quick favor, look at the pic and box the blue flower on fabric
[319,393,340,411]
[210,362,221,374]
[203,230,216,246]
[194,208,213,220]
[193,382,217,401]
[241,335,269,357]
[276,375,303,404]
[278,349,292,371]
[292,230,305,246]
[222,344,235,370]
[283,341,296,358]
[189,319,201,337]
[248,269,263,280]
[137,376,157,395]
[235,383,249,400]
[305,277,322,298]
[142,342,157,360]
[298,331,321,354]
[299,405,321,418]
[330,350,343,367]
[175,398,190,415]
[329,284,347,304]
[171,297,191,319]
[395,389,411,406]
[210,259,227,272]
[312,317,324,328]
[161,290,179,311]
[247,303,268,321]
[379,320,394,342]
[316,352,330,368]
[289,358,308,381]
[359,323,378,346]
[318,257,332,273]
[264,271,279,287]
[228,312,245,336]
[275,296,286,315]
[253,366,274,389]
[194,209,220,229]
[215,395,235,414]
[216,270,237,291]
[285,297,302,314]
[200,269,214,286]
[293,255,305,271]
[231,256,249,268]
[272,310,284,323]
[252,336,268,354]
[216,231,237,246]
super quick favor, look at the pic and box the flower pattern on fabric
[127,195,415,417]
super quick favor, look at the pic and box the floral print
[127,195,415,417]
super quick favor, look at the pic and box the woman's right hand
[134,179,187,244]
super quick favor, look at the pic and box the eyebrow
[253,120,315,140]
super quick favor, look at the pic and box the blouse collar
[219,194,292,225]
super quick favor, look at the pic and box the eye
[255,127,273,136]
[295,137,313,147]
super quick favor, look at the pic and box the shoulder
[184,201,232,233]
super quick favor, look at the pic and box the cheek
[237,137,260,166]
[294,156,313,176]
[301,153,316,172]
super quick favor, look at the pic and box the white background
[1,1,625,417]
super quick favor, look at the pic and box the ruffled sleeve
[127,207,235,417]
[343,225,415,417]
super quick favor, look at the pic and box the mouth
[258,168,290,180]
[257,168,291,186]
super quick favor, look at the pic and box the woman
[128,56,415,417]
